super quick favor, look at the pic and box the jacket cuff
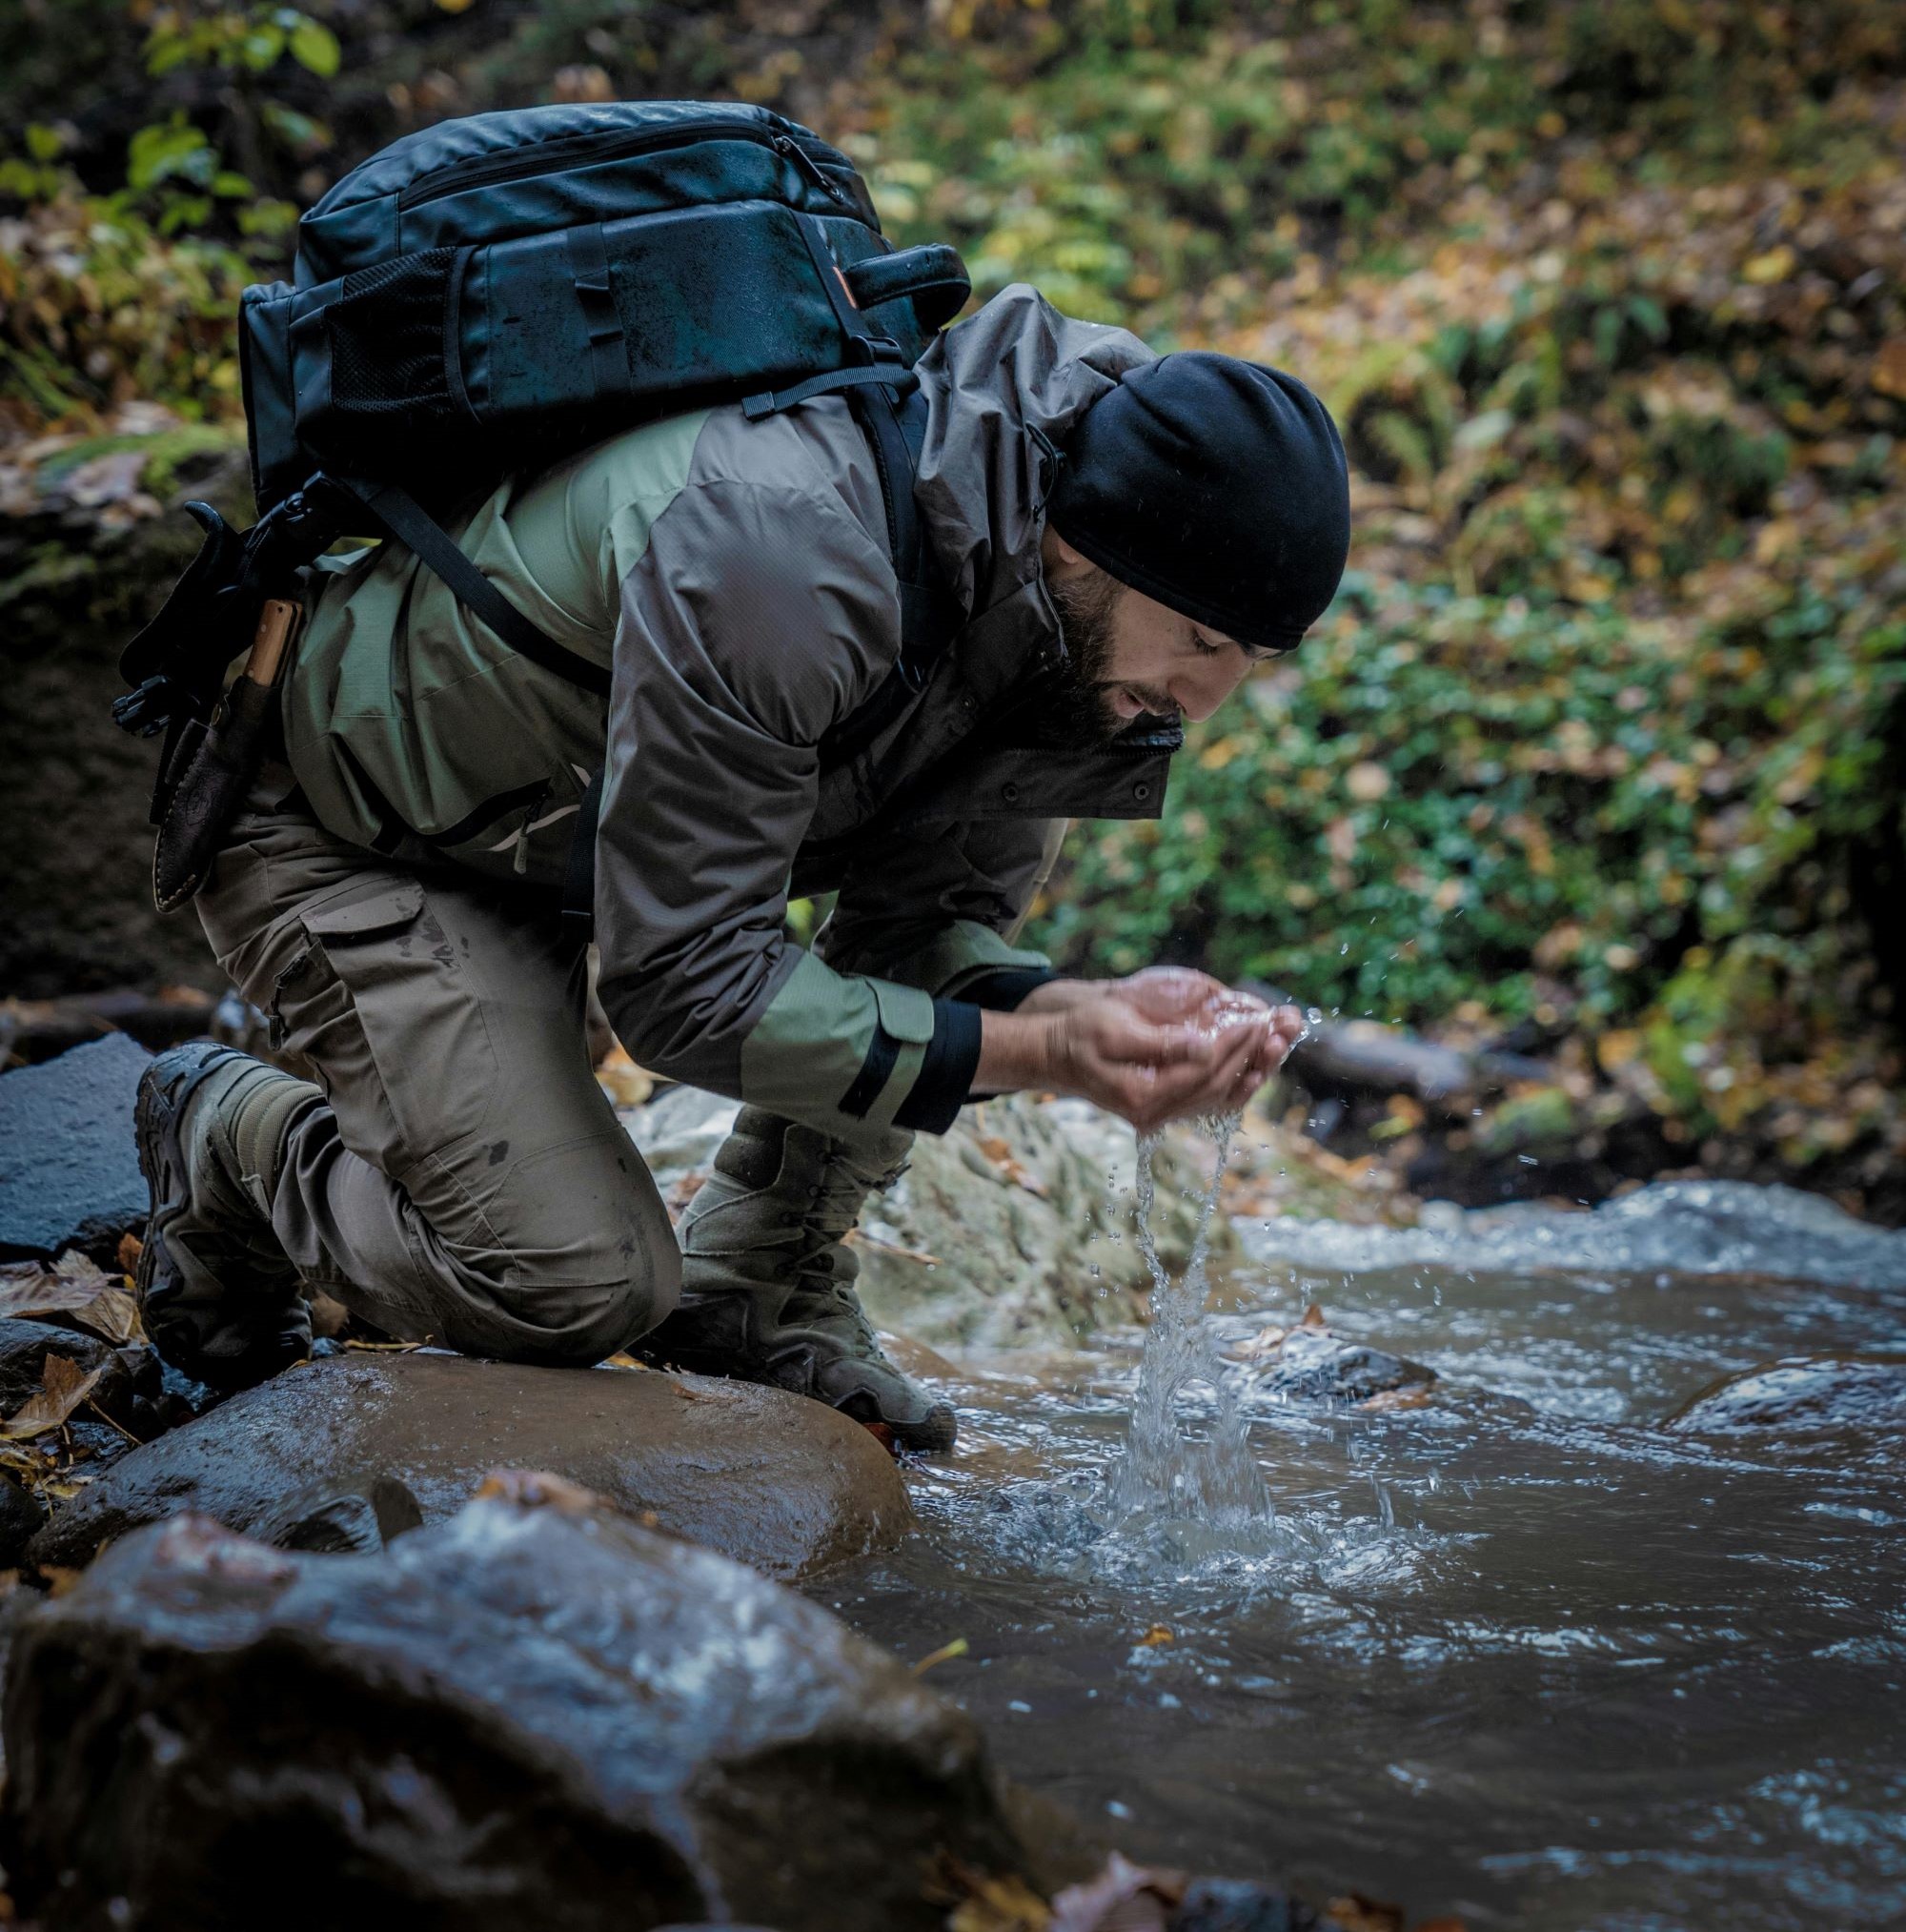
[960,966,1060,1012]
[892,999,983,1134]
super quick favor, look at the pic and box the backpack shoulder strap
[819,381,961,769]
[332,475,611,701]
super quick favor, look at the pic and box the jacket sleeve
[591,470,993,1139]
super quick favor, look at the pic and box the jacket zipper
[399,117,854,213]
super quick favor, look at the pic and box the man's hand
[977,970,1307,1132]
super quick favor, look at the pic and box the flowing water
[821,1158,1906,1930]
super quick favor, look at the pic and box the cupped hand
[1047,976,1308,1132]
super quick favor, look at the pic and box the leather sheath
[152,676,278,914]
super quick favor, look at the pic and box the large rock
[1666,1352,1906,1436]
[3,1478,1034,1931]
[0,1032,151,1261]
[627,1086,1242,1352]
[0,427,252,998]
[30,1350,912,1580]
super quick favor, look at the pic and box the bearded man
[132,282,1349,1451]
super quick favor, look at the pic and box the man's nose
[1169,654,1249,723]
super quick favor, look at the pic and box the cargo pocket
[288,881,501,1176]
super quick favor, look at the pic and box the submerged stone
[1666,1352,1906,1435]
[30,1349,913,1579]
[1231,1314,1437,1409]
[3,1480,1030,1931]
[0,1033,152,1262]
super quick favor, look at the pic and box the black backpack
[116,100,970,797]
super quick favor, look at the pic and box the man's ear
[1040,522,1094,580]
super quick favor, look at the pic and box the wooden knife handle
[243,598,300,688]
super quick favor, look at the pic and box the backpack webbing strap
[566,223,627,404]
[562,765,605,938]
[333,475,612,701]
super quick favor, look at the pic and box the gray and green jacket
[283,284,1175,1140]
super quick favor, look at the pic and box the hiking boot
[134,1042,317,1390]
[642,1106,957,1454]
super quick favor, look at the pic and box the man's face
[1044,532,1283,742]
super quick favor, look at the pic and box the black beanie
[1045,351,1350,653]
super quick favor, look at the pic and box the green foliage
[1,0,1902,1179]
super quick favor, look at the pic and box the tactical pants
[193,765,679,1365]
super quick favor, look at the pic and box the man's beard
[1046,571,1143,745]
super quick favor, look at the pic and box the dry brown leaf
[0,1251,144,1347]
[1050,1852,1186,1932]
[972,1133,1051,1199]
[1359,1386,1434,1414]
[937,1855,1051,1932]
[1328,1893,1405,1932]
[1137,1625,1175,1647]
[116,1231,144,1274]
[0,1353,106,1441]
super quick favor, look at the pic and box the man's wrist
[975,1007,1064,1094]
[1015,977,1098,1017]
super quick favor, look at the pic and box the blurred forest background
[2,0,1902,1215]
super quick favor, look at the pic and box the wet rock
[0,430,252,998]
[30,1349,912,1579]
[1666,1352,1906,1435]
[4,1480,1032,1931]
[1228,1309,1437,1409]
[0,1473,44,1568]
[0,1032,152,1262]
[1172,1877,1339,1930]
[249,1474,425,1554]
[626,1086,1240,1352]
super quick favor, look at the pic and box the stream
[823,1150,1906,1930]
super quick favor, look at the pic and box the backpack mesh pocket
[327,250,460,424]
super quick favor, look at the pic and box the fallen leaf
[1874,340,1906,400]
[0,1353,106,1440]
[1137,1625,1175,1647]
[1359,1385,1434,1413]
[595,1042,654,1108]
[1050,1852,1186,1932]
[936,1855,1051,1932]
[0,1251,144,1346]
[973,1134,1051,1198]
[116,1231,143,1274]
[1328,1893,1405,1932]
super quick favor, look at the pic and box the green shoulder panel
[282,408,710,878]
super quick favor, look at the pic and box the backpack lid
[294,100,871,288]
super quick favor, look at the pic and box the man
[134,282,1349,1451]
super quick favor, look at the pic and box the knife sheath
[152,599,300,915]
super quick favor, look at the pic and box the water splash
[1109,1113,1274,1544]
